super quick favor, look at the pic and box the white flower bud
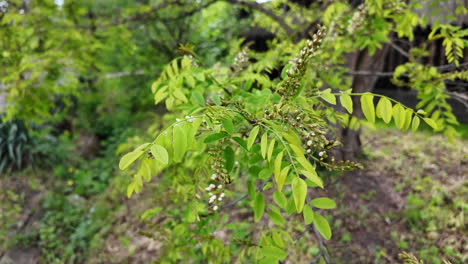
[319,151,325,157]
[213,205,218,211]
[217,185,222,189]
[211,174,217,180]
[307,140,313,146]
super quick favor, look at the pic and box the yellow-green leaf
[411,116,420,132]
[119,151,144,170]
[151,144,169,165]
[267,139,276,161]
[296,156,314,174]
[173,125,187,162]
[276,166,290,192]
[393,104,406,129]
[313,213,332,240]
[303,204,314,225]
[376,97,392,123]
[273,190,287,208]
[301,170,324,189]
[140,159,152,182]
[247,126,260,150]
[261,133,268,159]
[321,91,336,105]
[253,193,265,222]
[292,177,307,213]
[403,109,413,130]
[340,94,353,114]
[423,117,438,130]
[360,93,375,123]
[274,151,284,190]
[311,197,336,209]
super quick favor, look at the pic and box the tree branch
[346,62,468,77]
[388,39,409,58]
[226,0,295,36]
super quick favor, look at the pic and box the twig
[227,0,295,36]
[221,180,271,211]
[347,62,468,77]
[446,91,468,111]
[388,40,409,58]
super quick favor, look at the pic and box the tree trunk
[337,45,390,161]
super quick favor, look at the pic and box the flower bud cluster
[384,0,404,14]
[347,4,367,35]
[204,143,232,212]
[183,55,198,67]
[205,181,225,212]
[233,47,249,72]
[277,26,326,99]
[265,104,362,171]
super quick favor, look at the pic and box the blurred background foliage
[0,0,466,263]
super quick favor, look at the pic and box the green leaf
[173,125,187,162]
[173,88,188,102]
[423,118,438,130]
[247,126,260,150]
[119,151,144,170]
[360,93,375,123]
[141,206,162,220]
[289,144,305,157]
[276,166,290,192]
[311,197,336,209]
[268,211,286,226]
[273,190,287,208]
[127,182,136,198]
[282,130,302,147]
[292,177,307,213]
[340,94,353,114]
[204,132,228,143]
[259,168,272,180]
[285,197,296,214]
[274,151,284,191]
[261,246,286,261]
[403,109,413,130]
[303,204,314,225]
[272,232,285,247]
[301,170,324,189]
[261,133,268,159]
[267,138,276,161]
[296,156,314,173]
[376,97,392,123]
[411,116,420,132]
[321,89,336,105]
[221,119,234,134]
[253,193,265,222]
[140,159,152,182]
[313,213,332,240]
[393,104,406,130]
[223,147,235,172]
[151,144,169,165]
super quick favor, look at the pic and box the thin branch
[446,91,468,111]
[347,62,468,77]
[389,40,409,58]
[104,69,145,79]
[226,0,295,36]
[220,180,270,211]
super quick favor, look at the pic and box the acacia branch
[226,0,295,36]
[388,39,409,58]
[347,62,468,77]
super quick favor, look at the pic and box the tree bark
[336,45,390,161]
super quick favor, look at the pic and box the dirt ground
[1,128,466,264]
